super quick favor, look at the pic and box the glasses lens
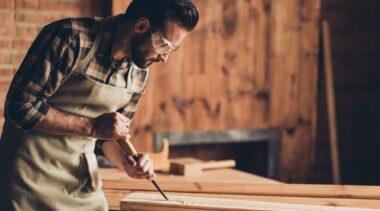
[151,31,178,54]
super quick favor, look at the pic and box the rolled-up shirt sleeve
[5,22,78,130]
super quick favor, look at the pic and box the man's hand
[123,154,156,181]
[91,112,130,140]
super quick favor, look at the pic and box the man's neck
[111,18,133,61]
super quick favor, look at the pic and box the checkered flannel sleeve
[118,68,149,123]
[4,23,78,130]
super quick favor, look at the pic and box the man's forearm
[101,140,125,170]
[33,107,94,137]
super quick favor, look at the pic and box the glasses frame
[151,30,179,55]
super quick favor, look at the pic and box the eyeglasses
[151,30,179,55]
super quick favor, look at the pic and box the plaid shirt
[4,15,149,130]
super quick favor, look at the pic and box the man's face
[130,21,188,68]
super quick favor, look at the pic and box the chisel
[114,138,170,201]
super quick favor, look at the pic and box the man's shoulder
[43,17,103,36]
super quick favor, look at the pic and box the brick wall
[0,0,109,133]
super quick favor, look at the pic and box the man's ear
[134,18,151,34]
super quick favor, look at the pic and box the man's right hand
[91,112,130,140]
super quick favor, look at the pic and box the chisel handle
[114,139,138,159]
[111,112,170,200]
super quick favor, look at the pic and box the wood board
[120,193,375,211]
[104,190,380,210]
[100,168,281,184]
[169,157,236,176]
[322,20,341,184]
[103,179,380,200]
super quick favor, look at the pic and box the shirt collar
[96,14,122,58]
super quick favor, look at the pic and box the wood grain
[112,0,321,182]
[104,190,380,210]
[322,20,341,184]
[120,192,375,211]
[169,158,236,176]
[103,179,380,200]
[99,168,281,184]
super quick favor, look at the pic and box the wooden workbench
[100,168,281,210]
[100,168,380,210]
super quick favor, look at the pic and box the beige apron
[0,21,138,210]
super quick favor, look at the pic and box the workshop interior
[0,0,379,210]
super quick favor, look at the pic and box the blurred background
[0,0,379,185]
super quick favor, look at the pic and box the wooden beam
[322,20,341,184]
[103,181,380,200]
[120,193,374,211]
[100,168,282,184]
[104,190,380,210]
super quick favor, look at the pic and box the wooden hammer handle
[201,160,236,170]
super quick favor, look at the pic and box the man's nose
[158,53,169,62]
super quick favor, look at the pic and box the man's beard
[130,32,159,69]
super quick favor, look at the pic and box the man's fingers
[123,156,136,167]
[138,159,152,174]
[116,127,130,140]
[137,166,154,178]
[116,112,129,124]
[136,154,149,169]
[147,172,157,181]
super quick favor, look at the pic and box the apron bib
[0,21,137,211]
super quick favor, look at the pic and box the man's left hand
[123,154,156,181]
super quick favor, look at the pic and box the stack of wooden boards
[100,168,380,210]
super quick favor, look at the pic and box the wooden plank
[169,158,236,176]
[100,168,281,184]
[120,193,374,211]
[103,180,380,200]
[271,0,321,183]
[104,190,380,210]
[322,20,341,184]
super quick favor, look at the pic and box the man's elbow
[4,101,49,131]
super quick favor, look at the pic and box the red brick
[0,114,4,127]
[39,1,81,12]
[0,10,14,24]
[15,11,65,24]
[0,67,17,79]
[0,25,17,37]
[0,39,12,48]
[12,39,32,49]
[15,25,41,38]
[0,119,4,134]
[0,51,26,65]
[16,0,39,9]
[0,81,11,93]
[0,0,14,9]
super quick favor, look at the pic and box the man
[0,0,199,210]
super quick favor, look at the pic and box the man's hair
[124,0,199,31]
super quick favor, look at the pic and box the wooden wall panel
[113,0,321,183]
[315,0,380,185]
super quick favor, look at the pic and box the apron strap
[76,21,107,73]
